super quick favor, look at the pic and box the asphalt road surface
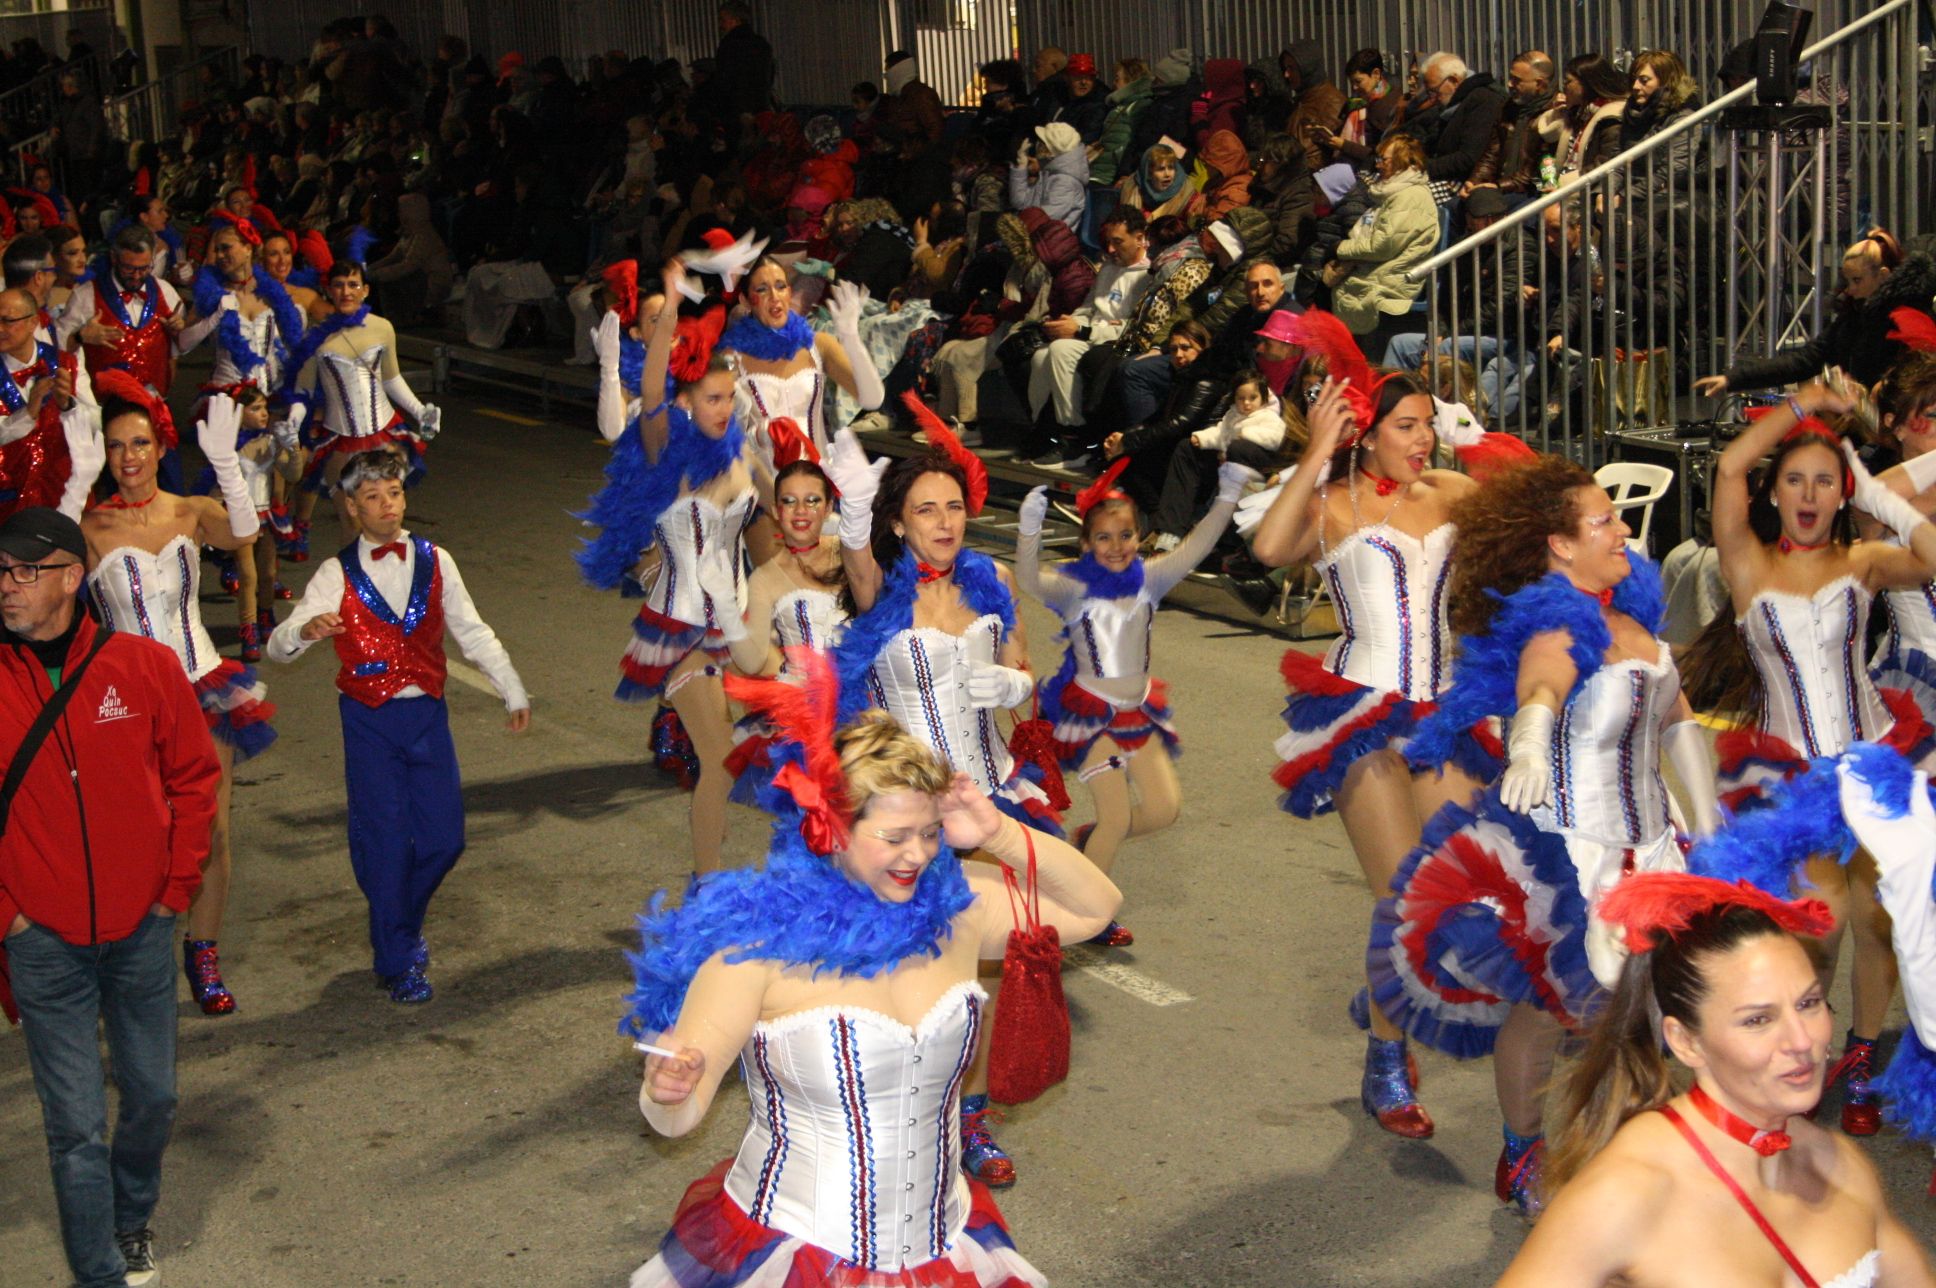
[4,390,1933,1286]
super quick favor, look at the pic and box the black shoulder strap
[0,626,112,835]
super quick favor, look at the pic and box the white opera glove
[1901,447,1936,497]
[278,400,307,448]
[1499,704,1557,813]
[1844,440,1924,543]
[594,310,622,373]
[1216,460,1260,505]
[697,561,747,642]
[415,403,442,440]
[382,374,426,422]
[1662,719,1720,838]
[1839,758,1936,1044]
[1234,481,1284,536]
[198,394,259,539]
[1018,485,1050,537]
[825,428,888,550]
[827,281,884,410]
[1585,905,1632,989]
[966,661,1035,710]
[56,403,104,521]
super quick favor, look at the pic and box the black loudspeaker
[1754,2,1813,105]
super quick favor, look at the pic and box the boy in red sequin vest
[266,451,530,1002]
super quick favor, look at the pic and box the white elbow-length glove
[1234,481,1284,536]
[198,393,260,539]
[1216,460,1260,505]
[826,280,884,411]
[966,661,1035,710]
[824,428,889,551]
[1018,485,1050,537]
[1499,704,1557,814]
[56,403,104,521]
[1845,441,1925,544]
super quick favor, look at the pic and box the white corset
[88,534,222,681]
[1066,595,1154,685]
[865,615,1014,795]
[1879,580,1936,662]
[1316,523,1456,701]
[209,306,284,390]
[770,587,845,656]
[733,348,826,471]
[725,982,986,1272]
[1543,642,1680,847]
[1741,576,1892,756]
[316,344,396,437]
[644,490,757,629]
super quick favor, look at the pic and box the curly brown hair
[1445,454,1596,637]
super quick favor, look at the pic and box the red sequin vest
[332,537,447,707]
[82,278,175,392]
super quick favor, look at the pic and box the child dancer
[203,385,300,661]
[267,450,529,1002]
[1014,453,1252,946]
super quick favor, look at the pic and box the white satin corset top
[89,534,222,681]
[770,587,846,655]
[1316,523,1457,701]
[1066,595,1154,685]
[864,615,1014,796]
[316,344,396,436]
[1544,642,1682,846]
[723,981,987,1272]
[1740,576,1892,756]
[646,489,758,629]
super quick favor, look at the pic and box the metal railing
[15,46,241,186]
[1397,0,1922,503]
[0,51,110,142]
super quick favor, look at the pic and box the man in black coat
[1418,53,1507,186]
[694,0,775,132]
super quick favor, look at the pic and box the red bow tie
[1362,470,1402,497]
[915,561,950,583]
[372,541,407,561]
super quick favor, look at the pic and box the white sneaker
[117,1228,157,1285]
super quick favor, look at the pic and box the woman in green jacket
[1325,133,1442,352]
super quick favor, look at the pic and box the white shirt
[0,343,93,446]
[55,273,185,351]
[1074,256,1152,343]
[267,529,529,712]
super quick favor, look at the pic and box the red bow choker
[1361,469,1402,497]
[97,491,157,510]
[371,541,408,561]
[1777,535,1829,554]
[1577,583,1615,607]
[783,539,821,556]
[915,561,950,583]
[1688,1083,1792,1157]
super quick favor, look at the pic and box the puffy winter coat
[1089,77,1152,187]
[1728,253,1936,390]
[1331,167,1440,332]
[1009,145,1089,233]
[1020,207,1097,315]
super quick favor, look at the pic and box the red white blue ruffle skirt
[1041,677,1179,769]
[194,658,277,762]
[632,1159,1045,1288]
[300,415,426,494]
[1367,789,1611,1058]
[619,605,730,702]
[1870,652,1936,768]
[1716,685,1930,815]
[1272,649,1502,819]
[990,762,1064,838]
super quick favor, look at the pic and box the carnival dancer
[259,230,325,562]
[1863,341,1936,761]
[1012,451,1253,948]
[75,387,274,1015]
[46,222,88,321]
[0,286,98,524]
[207,385,299,661]
[821,395,1055,1189]
[1680,379,1936,1138]
[1246,311,1529,1142]
[1496,872,1933,1286]
[577,257,768,874]
[267,450,529,1002]
[1368,455,1719,1214]
[281,259,443,542]
[624,654,1117,1286]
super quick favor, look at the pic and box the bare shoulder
[1421,467,1478,499]
[1554,1133,1679,1230]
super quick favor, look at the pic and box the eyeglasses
[0,560,78,585]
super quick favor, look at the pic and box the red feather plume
[210,207,262,247]
[93,368,179,451]
[722,648,853,854]
[1595,873,1836,954]
[1889,307,1936,354]
[767,417,820,468]
[602,260,640,326]
[297,229,333,274]
[1285,309,1377,433]
[899,390,988,515]
[1074,455,1132,516]
[669,301,728,385]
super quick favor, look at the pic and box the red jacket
[0,612,219,947]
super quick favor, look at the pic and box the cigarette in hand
[633,1040,681,1060]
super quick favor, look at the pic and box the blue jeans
[8,911,180,1288]
[1381,332,1530,421]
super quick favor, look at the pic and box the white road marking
[1062,945,1195,1006]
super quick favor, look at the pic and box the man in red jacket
[0,506,220,1288]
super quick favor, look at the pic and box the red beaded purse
[987,830,1070,1104]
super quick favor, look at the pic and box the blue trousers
[8,911,180,1288]
[340,694,466,977]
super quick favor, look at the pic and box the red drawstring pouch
[986,829,1070,1104]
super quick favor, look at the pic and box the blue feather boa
[619,335,645,395]
[834,549,1016,724]
[277,305,369,399]
[345,225,378,266]
[1408,556,1665,772]
[619,740,977,1037]
[719,310,817,363]
[574,405,747,590]
[192,266,304,381]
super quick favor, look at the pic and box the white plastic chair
[1594,461,1675,556]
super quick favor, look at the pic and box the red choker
[1688,1083,1792,1157]
[783,539,821,556]
[1361,469,1402,497]
[915,561,951,583]
[1777,536,1829,554]
[1577,583,1614,607]
[97,491,158,510]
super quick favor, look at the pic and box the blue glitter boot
[1496,1126,1545,1217]
[960,1093,1016,1188]
[1362,1034,1434,1138]
[1349,988,1421,1090]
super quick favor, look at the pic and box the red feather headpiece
[723,648,852,855]
[1743,402,1852,493]
[296,229,333,274]
[899,391,988,515]
[767,417,820,469]
[1074,455,1133,516]
[1284,309,1389,440]
[602,260,640,326]
[94,369,179,451]
[210,207,262,247]
[1595,873,1835,955]
[668,301,728,386]
[1889,307,1936,355]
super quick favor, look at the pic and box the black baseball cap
[0,507,86,562]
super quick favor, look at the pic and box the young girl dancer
[76,386,274,1014]
[1682,380,1936,1136]
[1369,455,1717,1215]
[578,257,768,873]
[1247,312,1525,1140]
[1013,452,1253,946]
[1864,350,1936,756]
